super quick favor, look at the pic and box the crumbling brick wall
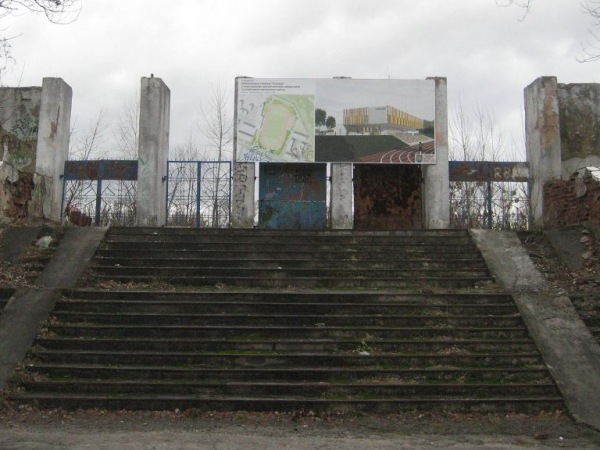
[544,168,600,229]
[1,168,35,221]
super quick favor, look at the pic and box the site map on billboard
[235,78,436,164]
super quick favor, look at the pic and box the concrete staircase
[13,227,563,413]
[88,227,494,289]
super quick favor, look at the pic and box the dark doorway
[354,164,423,230]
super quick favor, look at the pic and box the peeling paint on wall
[542,82,560,151]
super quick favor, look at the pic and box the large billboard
[235,78,436,164]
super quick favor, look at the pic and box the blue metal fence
[166,161,232,228]
[62,160,138,226]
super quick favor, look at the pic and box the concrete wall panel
[35,78,72,221]
[137,76,170,226]
[0,87,42,173]
[231,162,255,228]
[525,77,562,228]
[558,83,600,177]
[423,77,449,229]
[331,163,353,229]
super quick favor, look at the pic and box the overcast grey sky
[1,0,596,159]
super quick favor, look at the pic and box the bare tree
[500,0,600,61]
[579,0,600,61]
[166,137,203,227]
[449,101,529,230]
[114,90,140,159]
[63,110,107,222]
[69,109,108,160]
[0,1,80,22]
[0,1,80,81]
[198,84,232,227]
[0,37,13,85]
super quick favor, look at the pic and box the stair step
[92,257,488,270]
[55,300,520,316]
[12,228,562,414]
[32,350,545,367]
[107,227,470,237]
[94,249,485,260]
[10,393,564,414]
[36,337,538,353]
[20,380,560,398]
[102,233,475,244]
[25,364,555,382]
[89,274,494,289]
[91,267,491,279]
[44,324,531,339]
[62,290,516,304]
[50,312,523,328]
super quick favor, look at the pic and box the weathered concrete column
[423,77,449,229]
[34,78,72,221]
[137,76,170,226]
[231,162,255,228]
[524,77,562,229]
[330,163,353,229]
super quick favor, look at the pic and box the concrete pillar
[524,77,562,228]
[231,162,255,228]
[137,76,170,226]
[423,77,450,229]
[35,78,72,221]
[331,163,353,229]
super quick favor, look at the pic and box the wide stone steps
[14,288,563,413]
[86,228,494,289]
[10,228,563,413]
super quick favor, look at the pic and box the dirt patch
[0,224,64,289]
[517,229,600,342]
[0,406,599,449]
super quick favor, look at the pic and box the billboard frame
[234,77,437,165]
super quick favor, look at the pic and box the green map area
[238,94,315,162]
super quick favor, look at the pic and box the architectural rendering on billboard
[234,77,436,164]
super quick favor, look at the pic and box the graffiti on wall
[0,87,41,173]
[258,163,327,229]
